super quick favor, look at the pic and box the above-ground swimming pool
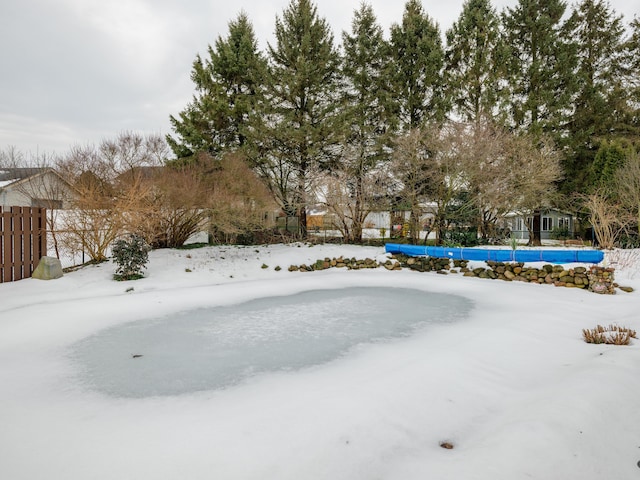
[70,287,472,398]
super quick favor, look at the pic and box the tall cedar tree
[563,0,627,194]
[444,0,507,124]
[621,17,640,146]
[388,0,444,130]
[501,0,577,137]
[260,0,342,237]
[338,3,392,243]
[167,12,266,159]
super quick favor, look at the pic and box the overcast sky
[1,0,638,158]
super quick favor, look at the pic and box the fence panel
[0,206,47,283]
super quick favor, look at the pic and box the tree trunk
[530,211,542,246]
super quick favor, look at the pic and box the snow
[1,243,639,480]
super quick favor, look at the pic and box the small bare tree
[615,151,640,238]
[56,132,166,262]
[393,127,436,244]
[582,190,627,249]
[318,146,392,243]
[459,120,516,241]
[393,125,473,244]
[505,135,563,245]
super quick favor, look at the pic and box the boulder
[32,256,63,280]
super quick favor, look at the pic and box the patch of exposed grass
[176,242,209,250]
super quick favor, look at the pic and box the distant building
[0,168,74,209]
[505,209,574,242]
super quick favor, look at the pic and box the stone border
[287,255,630,295]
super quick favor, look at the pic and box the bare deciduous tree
[392,122,563,245]
[459,120,515,240]
[582,191,627,249]
[56,132,166,262]
[317,146,392,243]
[507,135,563,245]
[615,151,640,237]
[393,124,472,244]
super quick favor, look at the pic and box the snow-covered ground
[1,243,639,480]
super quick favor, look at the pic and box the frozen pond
[70,287,472,398]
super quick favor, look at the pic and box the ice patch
[69,287,472,398]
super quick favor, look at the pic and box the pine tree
[621,17,640,145]
[589,139,632,193]
[167,12,266,159]
[563,0,627,194]
[443,0,507,124]
[501,0,577,137]
[388,0,444,130]
[256,0,342,237]
[334,3,392,243]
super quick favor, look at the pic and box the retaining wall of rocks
[287,255,625,294]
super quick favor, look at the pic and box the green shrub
[112,234,151,281]
[550,226,571,241]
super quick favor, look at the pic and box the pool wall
[384,244,604,264]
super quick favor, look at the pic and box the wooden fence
[0,206,47,283]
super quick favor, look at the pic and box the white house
[0,168,74,209]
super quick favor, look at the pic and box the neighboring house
[0,168,74,209]
[306,205,436,239]
[505,209,574,242]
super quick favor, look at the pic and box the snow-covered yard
[1,243,639,480]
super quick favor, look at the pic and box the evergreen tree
[256,0,342,237]
[589,139,632,193]
[167,12,266,159]
[335,3,392,243]
[443,0,507,124]
[621,17,640,146]
[563,0,627,194]
[501,0,577,137]
[388,0,444,129]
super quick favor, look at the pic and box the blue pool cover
[385,243,604,264]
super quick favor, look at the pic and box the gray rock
[32,256,63,280]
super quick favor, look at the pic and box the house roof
[0,168,48,188]
[0,167,75,195]
[504,208,574,218]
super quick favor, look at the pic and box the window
[558,217,570,229]
[542,217,553,231]
[515,218,524,231]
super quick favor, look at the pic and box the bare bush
[582,324,637,345]
[56,132,165,262]
[124,165,209,248]
[604,249,640,277]
[582,191,628,249]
